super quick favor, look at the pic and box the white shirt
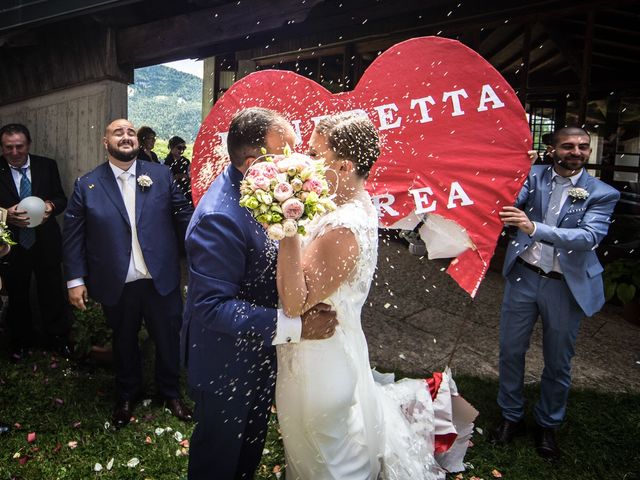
[273,309,302,345]
[9,155,31,192]
[520,168,584,273]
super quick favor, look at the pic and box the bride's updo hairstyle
[315,113,380,179]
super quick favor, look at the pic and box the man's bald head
[550,127,590,147]
[103,119,139,164]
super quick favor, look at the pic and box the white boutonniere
[567,187,589,201]
[137,174,153,191]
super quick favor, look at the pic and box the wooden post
[519,23,532,107]
[578,9,594,125]
[202,57,216,120]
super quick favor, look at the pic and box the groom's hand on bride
[301,303,338,340]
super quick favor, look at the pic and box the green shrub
[70,300,112,357]
[604,258,640,305]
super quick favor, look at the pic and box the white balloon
[18,196,46,228]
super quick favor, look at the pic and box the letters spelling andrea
[221,84,505,217]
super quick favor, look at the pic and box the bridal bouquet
[0,221,16,247]
[239,148,337,240]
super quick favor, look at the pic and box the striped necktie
[18,167,36,249]
[538,175,570,273]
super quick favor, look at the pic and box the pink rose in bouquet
[273,182,294,202]
[282,198,304,219]
[246,161,279,180]
[302,178,324,195]
[253,175,272,192]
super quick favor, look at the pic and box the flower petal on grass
[173,431,183,442]
[68,441,78,449]
[126,457,140,468]
[145,436,152,444]
[94,463,103,472]
[492,469,503,478]
[273,464,282,479]
[27,432,36,443]
[106,457,114,470]
[175,448,188,457]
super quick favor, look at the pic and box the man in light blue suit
[63,119,194,428]
[492,127,619,459]
[182,108,337,480]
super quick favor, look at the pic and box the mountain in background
[128,65,202,143]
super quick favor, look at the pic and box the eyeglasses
[176,146,186,152]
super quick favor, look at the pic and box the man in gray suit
[492,127,620,459]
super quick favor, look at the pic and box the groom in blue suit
[63,119,194,428]
[493,127,619,458]
[183,108,337,480]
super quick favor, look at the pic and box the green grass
[1,351,638,479]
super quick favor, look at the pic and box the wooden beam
[528,52,563,74]
[116,0,324,66]
[564,17,640,37]
[541,21,582,77]
[482,25,522,63]
[519,23,532,105]
[583,36,640,52]
[578,8,594,124]
[592,51,640,63]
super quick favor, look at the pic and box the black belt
[516,257,563,280]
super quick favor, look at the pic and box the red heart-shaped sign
[191,36,532,296]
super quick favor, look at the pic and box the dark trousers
[498,262,584,428]
[3,244,71,349]
[188,351,276,480]
[102,280,183,401]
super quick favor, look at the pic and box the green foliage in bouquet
[0,221,17,246]
[604,258,640,305]
[71,300,112,357]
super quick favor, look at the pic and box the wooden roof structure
[1,0,638,109]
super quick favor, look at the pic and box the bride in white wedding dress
[275,113,474,480]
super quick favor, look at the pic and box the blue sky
[162,59,203,78]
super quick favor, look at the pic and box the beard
[107,142,139,162]
[553,153,586,172]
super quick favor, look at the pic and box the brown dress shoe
[491,418,526,445]
[165,398,193,422]
[112,400,134,429]
[534,425,560,460]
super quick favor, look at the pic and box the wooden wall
[0,25,131,106]
[0,80,127,196]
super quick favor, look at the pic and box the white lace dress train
[276,191,474,480]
